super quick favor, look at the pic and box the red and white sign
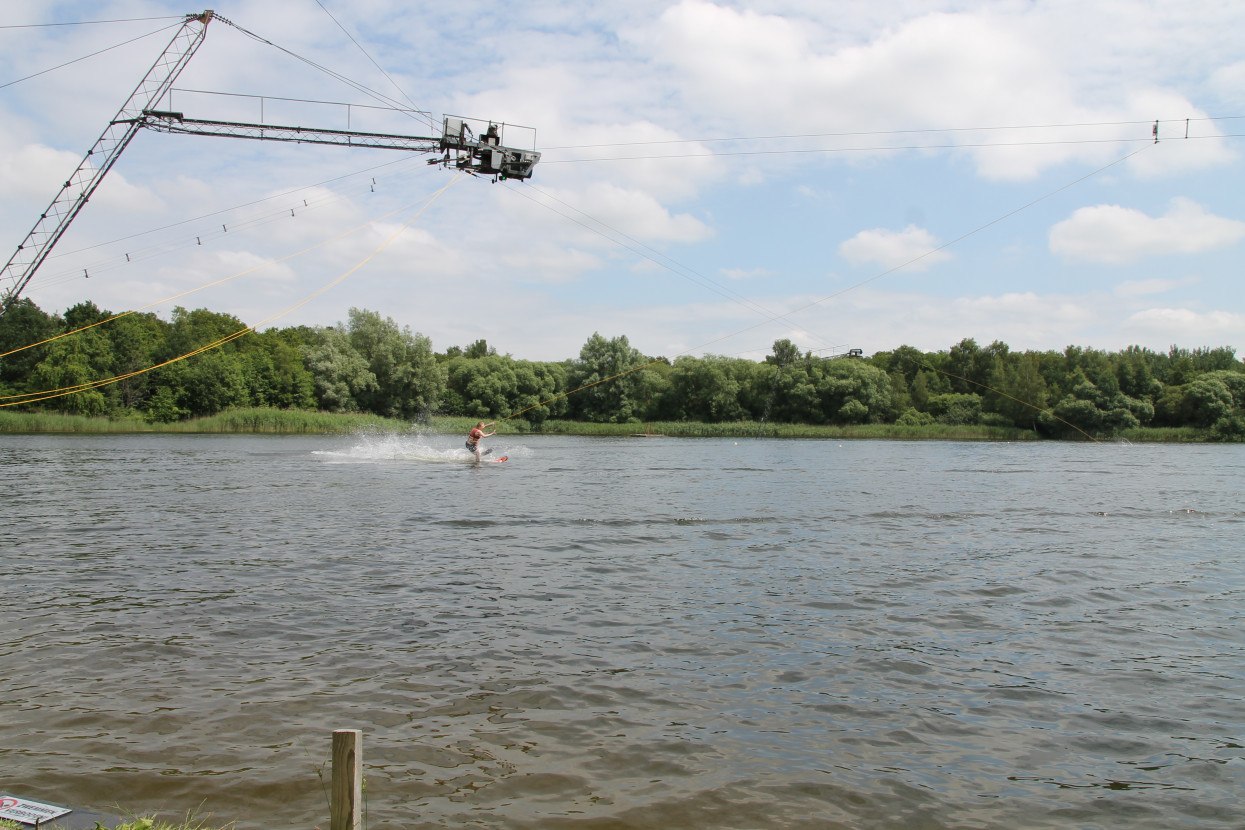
[0,795,72,825]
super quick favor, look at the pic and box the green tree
[242,330,316,409]
[944,338,985,393]
[106,311,169,410]
[568,332,650,423]
[1190,346,1239,373]
[1203,370,1245,406]
[909,369,949,411]
[814,358,894,423]
[162,349,250,417]
[305,309,444,419]
[464,339,496,359]
[147,306,254,418]
[511,360,568,425]
[445,354,517,417]
[144,386,189,423]
[886,369,913,413]
[0,297,58,399]
[29,333,111,414]
[162,306,249,358]
[303,326,377,413]
[28,302,116,414]
[985,352,1049,427]
[766,338,803,367]
[667,355,750,422]
[1114,346,1163,402]
[926,393,983,425]
[1182,377,1234,427]
[346,309,443,419]
[1164,348,1196,386]
[1041,370,1151,437]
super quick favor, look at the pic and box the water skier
[466,421,496,463]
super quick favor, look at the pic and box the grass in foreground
[0,821,232,830]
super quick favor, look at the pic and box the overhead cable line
[541,133,1238,165]
[312,0,427,118]
[0,180,453,363]
[211,15,437,132]
[505,182,847,355]
[47,154,420,261]
[0,20,184,90]
[506,140,1154,369]
[32,156,434,289]
[1,174,465,406]
[165,87,417,122]
[0,17,183,28]
[540,115,1244,151]
[502,145,1148,431]
[687,146,1150,357]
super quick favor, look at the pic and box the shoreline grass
[0,407,411,435]
[0,407,1220,442]
[525,419,1043,441]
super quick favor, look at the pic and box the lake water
[1,433,1243,829]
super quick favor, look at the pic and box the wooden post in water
[331,729,362,830]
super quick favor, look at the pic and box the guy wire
[0,179,455,363]
[1,174,464,407]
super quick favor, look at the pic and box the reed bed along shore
[0,407,409,435]
[0,407,1215,441]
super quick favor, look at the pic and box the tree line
[2,297,1243,440]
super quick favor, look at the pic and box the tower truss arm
[136,111,541,181]
[1,11,216,306]
[0,10,541,311]
[138,112,442,154]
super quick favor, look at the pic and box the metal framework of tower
[0,10,540,309]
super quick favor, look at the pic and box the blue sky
[2,0,1243,362]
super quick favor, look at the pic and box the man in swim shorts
[466,421,496,462]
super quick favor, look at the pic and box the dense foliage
[2,297,1243,440]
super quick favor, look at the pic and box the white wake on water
[313,432,478,463]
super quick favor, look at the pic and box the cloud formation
[1049,198,1245,265]
[838,225,952,272]
[1,1,1243,360]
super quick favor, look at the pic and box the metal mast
[0,9,540,311]
[0,11,215,306]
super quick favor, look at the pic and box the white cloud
[651,2,1225,181]
[720,267,773,280]
[1209,60,1245,109]
[0,142,160,213]
[214,250,297,283]
[6,0,1245,362]
[838,225,951,272]
[1120,308,1245,345]
[547,182,714,245]
[1113,277,1198,298]
[498,244,603,285]
[1050,197,1245,265]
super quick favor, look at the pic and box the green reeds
[163,408,410,434]
[529,419,1040,441]
[0,408,411,434]
[1118,426,1210,443]
[0,410,150,433]
[2,408,1215,441]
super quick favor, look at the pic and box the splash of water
[314,432,473,463]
